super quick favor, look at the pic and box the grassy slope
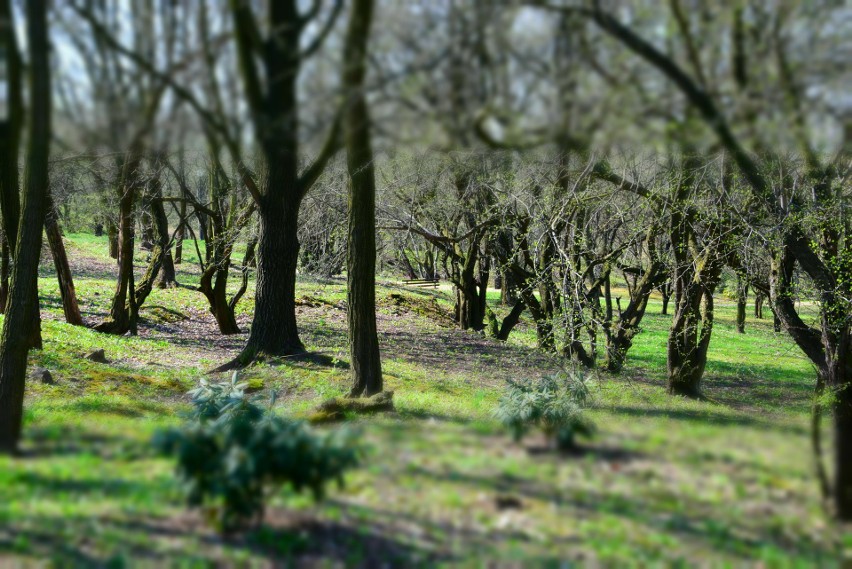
[0,233,848,567]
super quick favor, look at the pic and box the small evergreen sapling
[494,369,594,451]
[154,373,361,533]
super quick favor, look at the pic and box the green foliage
[154,373,361,533]
[494,369,594,451]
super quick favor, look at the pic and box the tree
[223,0,342,365]
[342,0,383,397]
[0,0,51,453]
[533,0,852,521]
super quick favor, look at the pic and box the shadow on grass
[605,405,807,435]
[18,425,151,460]
[101,513,446,567]
[401,465,831,562]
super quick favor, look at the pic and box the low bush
[154,373,361,533]
[494,369,594,451]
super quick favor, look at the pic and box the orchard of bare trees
[0,1,848,564]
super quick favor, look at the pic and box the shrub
[154,373,361,533]
[494,369,594,451]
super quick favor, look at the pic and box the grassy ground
[0,233,849,567]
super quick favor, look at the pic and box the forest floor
[0,233,849,567]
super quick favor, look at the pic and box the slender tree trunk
[134,189,169,308]
[660,281,672,315]
[200,258,240,335]
[486,301,525,341]
[606,263,662,373]
[174,201,185,264]
[754,292,764,319]
[735,278,748,333]
[0,0,50,453]
[44,197,83,326]
[107,220,119,260]
[343,0,382,396]
[0,234,9,313]
[96,147,143,334]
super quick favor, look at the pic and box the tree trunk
[754,293,764,319]
[486,301,525,341]
[343,0,382,397]
[454,241,486,332]
[833,356,852,519]
[134,190,169,308]
[0,234,9,313]
[156,249,178,288]
[606,262,663,373]
[44,197,83,326]
[107,220,119,260]
[735,278,748,334]
[657,278,673,315]
[174,199,185,264]
[235,197,305,364]
[199,259,240,335]
[0,0,50,453]
[95,147,144,334]
[668,287,714,398]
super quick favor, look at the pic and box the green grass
[0,233,848,566]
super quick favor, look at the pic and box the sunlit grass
[0,234,846,566]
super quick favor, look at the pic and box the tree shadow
[399,464,831,562]
[103,513,447,567]
[17,426,149,460]
[605,405,807,435]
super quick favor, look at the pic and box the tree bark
[606,261,664,373]
[342,0,382,397]
[95,145,144,334]
[754,292,765,319]
[222,0,340,367]
[0,233,9,313]
[237,197,304,362]
[44,197,83,326]
[156,249,178,288]
[735,277,748,333]
[107,220,119,260]
[0,0,50,453]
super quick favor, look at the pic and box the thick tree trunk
[668,287,714,398]
[235,198,304,364]
[156,249,178,288]
[44,198,83,326]
[453,242,487,332]
[0,0,49,453]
